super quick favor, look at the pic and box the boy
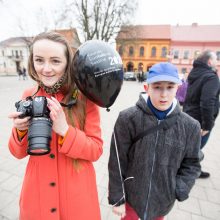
[108,62,201,220]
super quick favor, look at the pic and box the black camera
[15,96,52,156]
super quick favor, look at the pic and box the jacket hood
[188,60,216,84]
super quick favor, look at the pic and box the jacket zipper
[144,120,160,220]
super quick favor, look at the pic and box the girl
[8,31,103,220]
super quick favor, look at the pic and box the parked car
[124,72,136,81]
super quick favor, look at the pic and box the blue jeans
[200,131,211,150]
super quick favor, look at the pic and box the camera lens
[27,117,52,155]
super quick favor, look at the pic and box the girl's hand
[112,204,126,218]
[47,97,69,137]
[8,112,31,131]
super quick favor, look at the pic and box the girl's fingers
[51,97,61,106]
[47,98,61,112]
[8,112,22,119]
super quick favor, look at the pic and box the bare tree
[70,0,138,42]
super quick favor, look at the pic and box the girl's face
[145,81,179,111]
[33,39,67,87]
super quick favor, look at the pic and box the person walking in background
[108,62,201,220]
[183,50,220,179]
[22,67,27,80]
[8,31,103,220]
[176,71,189,106]
[17,67,23,80]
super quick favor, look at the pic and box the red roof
[171,24,220,42]
[116,25,171,40]
[54,28,81,49]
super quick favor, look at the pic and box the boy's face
[144,81,179,111]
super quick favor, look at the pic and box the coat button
[50,182,56,187]
[49,153,55,159]
[51,208,57,213]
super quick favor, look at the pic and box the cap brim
[146,75,182,85]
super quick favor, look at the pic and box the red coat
[8,87,103,220]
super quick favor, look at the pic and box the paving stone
[190,185,208,200]
[0,190,17,210]
[0,175,22,192]
[0,197,19,220]
[199,200,220,220]
[167,208,192,220]
[178,197,201,215]
[0,171,11,184]
[205,188,220,204]
[192,214,213,220]
[210,177,220,190]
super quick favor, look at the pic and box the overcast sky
[0,0,220,42]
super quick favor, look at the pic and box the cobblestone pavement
[0,76,219,220]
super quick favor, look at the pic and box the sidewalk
[0,77,219,220]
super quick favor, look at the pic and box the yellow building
[116,25,171,72]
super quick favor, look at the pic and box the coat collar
[33,86,65,103]
[136,92,181,118]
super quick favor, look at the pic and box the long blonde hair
[28,31,86,169]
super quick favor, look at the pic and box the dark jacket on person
[183,60,220,130]
[108,94,201,220]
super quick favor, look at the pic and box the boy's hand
[112,204,126,218]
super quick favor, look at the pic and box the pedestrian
[108,62,201,220]
[22,67,27,80]
[183,50,220,178]
[17,67,23,80]
[176,71,189,106]
[8,31,103,220]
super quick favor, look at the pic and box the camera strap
[60,89,78,108]
[27,86,78,108]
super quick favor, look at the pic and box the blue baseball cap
[146,62,182,84]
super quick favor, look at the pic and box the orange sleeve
[58,129,69,145]
[16,129,28,140]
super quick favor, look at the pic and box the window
[173,50,179,59]
[151,47,156,57]
[12,50,14,56]
[161,47,167,58]
[129,46,134,56]
[20,50,23,56]
[139,47,144,57]
[216,51,220,61]
[194,50,200,59]
[119,46,123,56]
[2,50,4,56]
[183,50,189,59]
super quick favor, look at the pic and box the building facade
[116,24,220,76]
[116,25,171,72]
[0,37,31,75]
[0,28,81,75]
[170,23,220,75]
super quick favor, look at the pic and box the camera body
[15,96,52,156]
[16,96,50,119]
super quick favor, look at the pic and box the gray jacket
[108,94,201,220]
